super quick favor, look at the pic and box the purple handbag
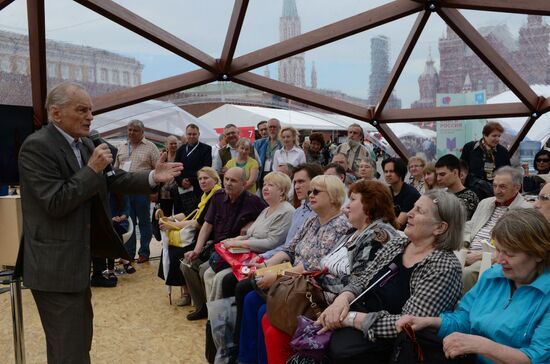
[289,315,332,360]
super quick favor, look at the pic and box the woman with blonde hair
[157,167,221,305]
[225,137,259,193]
[273,126,306,168]
[398,208,550,364]
[260,175,351,363]
[408,155,426,193]
[423,162,437,191]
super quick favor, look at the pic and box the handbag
[290,315,332,361]
[266,269,328,336]
[157,209,197,248]
[390,324,474,364]
[166,225,196,248]
[213,243,258,280]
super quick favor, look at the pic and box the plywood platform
[0,240,207,364]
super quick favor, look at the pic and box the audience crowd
[93,119,549,364]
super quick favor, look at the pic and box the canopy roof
[91,100,219,144]
[4,0,550,161]
[198,104,377,133]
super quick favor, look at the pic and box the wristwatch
[346,311,357,327]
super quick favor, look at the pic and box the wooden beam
[540,97,550,114]
[27,0,47,129]
[92,69,217,115]
[219,0,249,72]
[437,7,539,110]
[374,10,430,119]
[378,103,530,123]
[74,0,218,72]
[0,0,15,11]
[508,116,537,156]
[231,72,372,122]
[376,123,411,160]
[441,0,550,16]
[509,96,548,155]
[229,0,422,75]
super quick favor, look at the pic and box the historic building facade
[0,29,143,87]
[413,15,550,108]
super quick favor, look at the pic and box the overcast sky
[0,0,539,107]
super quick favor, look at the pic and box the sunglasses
[308,188,325,196]
[536,158,550,163]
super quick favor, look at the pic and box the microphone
[89,129,116,177]
[350,262,399,306]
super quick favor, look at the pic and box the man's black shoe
[186,305,208,321]
[91,275,117,288]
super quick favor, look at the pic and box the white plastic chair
[453,249,468,268]
[478,252,494,277]
[122,217,134,244]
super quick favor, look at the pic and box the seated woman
[306,132,330,166]
[356,158,377,181]
[224,137,259,193]
[317,189,465,364]
[408,155,427,193]
[423,162,436,192]
[397,209,550,364]
[523,149,550,194]
[157,167,221,305]
[256,175,351,364]
[319,180,399,302]
[203,171,295,302]
[265,180,400,364]
[91,192,131,286]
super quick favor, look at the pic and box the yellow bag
[159,214,197,248]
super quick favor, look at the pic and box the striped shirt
[470,206,507,250]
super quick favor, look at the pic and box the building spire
[282,0,298,18]
[310,61,317,89]
[462,73,472,92]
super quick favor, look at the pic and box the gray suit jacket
[19,123,152,292]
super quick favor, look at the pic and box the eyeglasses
[537,194,550,201]
[308,188,325,196]
[536,158,550,163]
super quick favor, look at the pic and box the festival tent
[198,104,377,139]
[488,85,550,144]
[387,123,436,139]
[91,100,219,145]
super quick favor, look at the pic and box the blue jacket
[439,265,550,364]
[254,137,282,173]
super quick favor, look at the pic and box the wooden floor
[0,240,208,364]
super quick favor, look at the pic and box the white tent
[198,104,377,134]
[387,123,436,139]
[91,100,219,145]
[488,85,550,144]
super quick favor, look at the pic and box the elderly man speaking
[18,82,183,363]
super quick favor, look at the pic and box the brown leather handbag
[266,270,328,336]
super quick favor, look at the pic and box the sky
[0,0,542,108]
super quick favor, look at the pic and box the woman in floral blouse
[240,175,350,364]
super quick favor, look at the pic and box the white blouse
[272,146,306,168]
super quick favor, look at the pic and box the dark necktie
[74,140,89,167]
